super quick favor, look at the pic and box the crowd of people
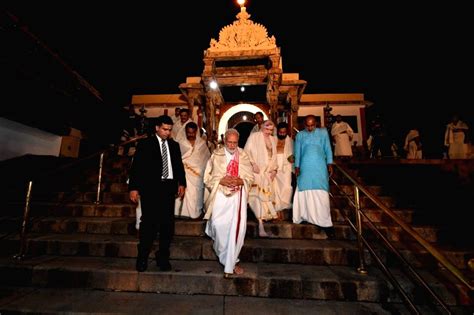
[125,108,471,277]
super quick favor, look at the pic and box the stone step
[24,216,440,242]
[0,287,401,314]
[28,184,385,204]
[331,195,397,208]
[5,201,414,225]
[10,234,363,266]
[30,192,133,204]
[0,255,463,306]
[0,255,388,302]
[4,232,470,271]
[330,184,384,197]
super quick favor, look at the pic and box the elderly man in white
[175,122,211,218]
[203,129,254,277]
[331,115,354,159]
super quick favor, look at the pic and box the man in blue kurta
[293,115,335,238]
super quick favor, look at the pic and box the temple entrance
[234,121,254,148]
[218,104,269,146]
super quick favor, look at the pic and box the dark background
[2,1,472,156]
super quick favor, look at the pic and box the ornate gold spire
[208,3,277,52]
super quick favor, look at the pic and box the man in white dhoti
[444,114,469,159]
[293,115,335,238]
[175,122,211,218]
[331,115,354,159]
[172,108,193,140]
[204,129,254,277]
[244,120,278,237]
[274,122,294,215]
[404,129,422,159]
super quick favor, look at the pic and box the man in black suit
[129,115,186,272]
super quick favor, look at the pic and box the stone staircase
[0,156,472,314]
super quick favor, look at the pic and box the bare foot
[258,230,273,238]
[234,265,244,275]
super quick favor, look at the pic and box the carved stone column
[267,66,282,122]
[288,88,299,138]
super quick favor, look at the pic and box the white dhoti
[274,153,293,211]
[205,188,247,274]
[174,169,204,219]
[292,188,332,227]
[334,133,353,156]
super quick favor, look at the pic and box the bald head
[305,115,317,132]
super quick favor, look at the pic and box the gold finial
[237,0,245,6]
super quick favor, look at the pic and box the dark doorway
[234,122,254,148]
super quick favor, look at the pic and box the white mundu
[331,121,354,157]
[203,147,254,274]
[174,134,210,218]
[274,136,293,211]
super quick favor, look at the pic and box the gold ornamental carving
[209,7,277,52]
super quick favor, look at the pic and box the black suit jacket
[128,135,186,194]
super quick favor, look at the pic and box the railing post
[13,180,33,260]
[95,152,104,204]
[354,186,368,274]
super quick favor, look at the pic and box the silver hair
[224,128,240,139]
[262,120,275,128]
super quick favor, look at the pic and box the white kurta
[175,136,211,218]
[331,121,353,157]
[293,189,332,227]
[274,136,294,211]
[244,131,278,221]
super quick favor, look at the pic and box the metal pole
[354,186,368,274]
[95,152,104,204]
[14,180,33,260]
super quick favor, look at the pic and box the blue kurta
[294,128,333,191]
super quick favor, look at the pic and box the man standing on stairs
[331,115,354,160]
[203,129,254,277]
[174,122,211,219]
[293,115,336,238]
[128,115,186,272]
[274,122,294,217]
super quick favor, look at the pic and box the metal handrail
[333,163,473,291]
[13,134,147,259]
[328,163,470,314]
[328,183,421,314]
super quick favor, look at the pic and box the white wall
[0,118,62,161]
[298,104,365,145]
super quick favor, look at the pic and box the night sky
[5,1,472,155]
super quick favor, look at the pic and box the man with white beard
[203,129,254,277]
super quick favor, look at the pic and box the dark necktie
[161,139,169,179]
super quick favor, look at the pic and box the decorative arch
[218,104,269,138]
